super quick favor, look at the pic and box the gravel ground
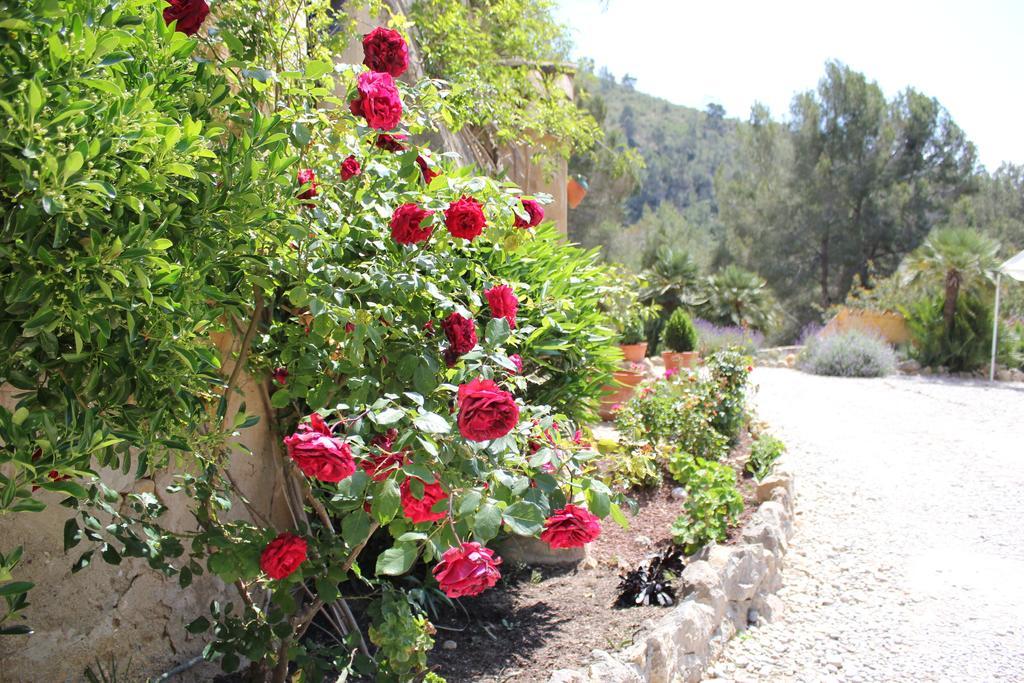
[707,368,1024,683]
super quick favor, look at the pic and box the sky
[553,0,1024,171]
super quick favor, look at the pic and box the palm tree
[640,246,705,315]
[903,228,1000,331]
[702,265,777,332]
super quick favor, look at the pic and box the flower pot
[662,350,699,371]
[619,342,648,363]
[567,178,588,209]
[598,369,644,421]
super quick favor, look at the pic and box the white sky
[553,0,1024,171]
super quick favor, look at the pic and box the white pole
[990,272,1002,381]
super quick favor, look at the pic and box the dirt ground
[428,429,756,683]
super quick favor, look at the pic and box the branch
[221,286,265,431]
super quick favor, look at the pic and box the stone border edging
[549,462,796,683]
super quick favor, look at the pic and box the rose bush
[0,0,625,679]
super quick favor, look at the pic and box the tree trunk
[943,267,961,332]
[820,233,831,310]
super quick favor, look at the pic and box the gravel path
[707,368,1024,683]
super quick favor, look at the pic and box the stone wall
[548,463,796,683]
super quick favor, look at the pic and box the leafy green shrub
[704,348,753,441]
[903,294,993,371]
[615,374,728,463]
[482,224,620,420]
[663,308,698,352]
[798,330,897,377]
[700,265,777,332]
[746,434,785,480]
[669,453,743,554]
[603,442,664,490]
[0,1,627,678]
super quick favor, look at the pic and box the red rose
[400,476,448,523]
[423,320,435,334]
[272,367,289,385]
[539,504,601,549]
[345,321,356,334]
[362,27,409,77]
[163,0,209,36]
[444,196,487,241]
[259,533,308,580]
[340,155,361,180]
[442,312,477,356]
[283,415,356,483]
[457,377,519,441]
[296,168,318,200]
[513,198,545,228]
[369,428,399,452]
[509,354,523,374]
[390,203,434,245]
[485,285,518,329]
[349,71,402,131]
[416,155,440,184]
[375,133,407,152]
[432,542,502,598]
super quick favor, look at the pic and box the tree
[717,61,977,327]
[902,227,1000,331]
[701,265,777,332]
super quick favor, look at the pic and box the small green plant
[704,348,753,441]
[368,590,437,680]
[798,330,897,377]
[0,546,32,636]
[615,376,729,463]
[669,453,743,554]
[746,434,785,480]
[605,442,664,490]
[663,308,698,353]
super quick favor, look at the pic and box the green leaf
[63,517,81,551]
[0,19,32,30]
[458,490,483,516]
[371,479,401,524]
[304,60,333,79]
[402,463,435,484]
[413,411,450,434]
[11,407,29,426]
[27,80,43,118]
[62,151,84,182]
[164,162,196,179]
[374,542,417,576]
[585,488,611,518]
[0,581,34,597]
[340,510,370,547]
[315,577,339,603]
[609,502,630,530]
[371,408,404,425]
[502,501,545,536]
[269,389,291,408]
[473,503,501,541]
[485,317,511,346]
[185,616,209,634]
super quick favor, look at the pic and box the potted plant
[599,362,645,420]
[662,308,699,371]
[618,302,657,362]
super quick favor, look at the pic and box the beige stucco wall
[0,361,290,682]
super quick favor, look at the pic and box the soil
[428,428,756,683]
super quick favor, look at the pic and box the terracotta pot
[567,178,588,209]
[662,350,699,372]
[598,369,643,421]
[619,342,648,363]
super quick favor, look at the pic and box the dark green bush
[903,295,992,371]
[663,308,698,352]
[669,453,743,554]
